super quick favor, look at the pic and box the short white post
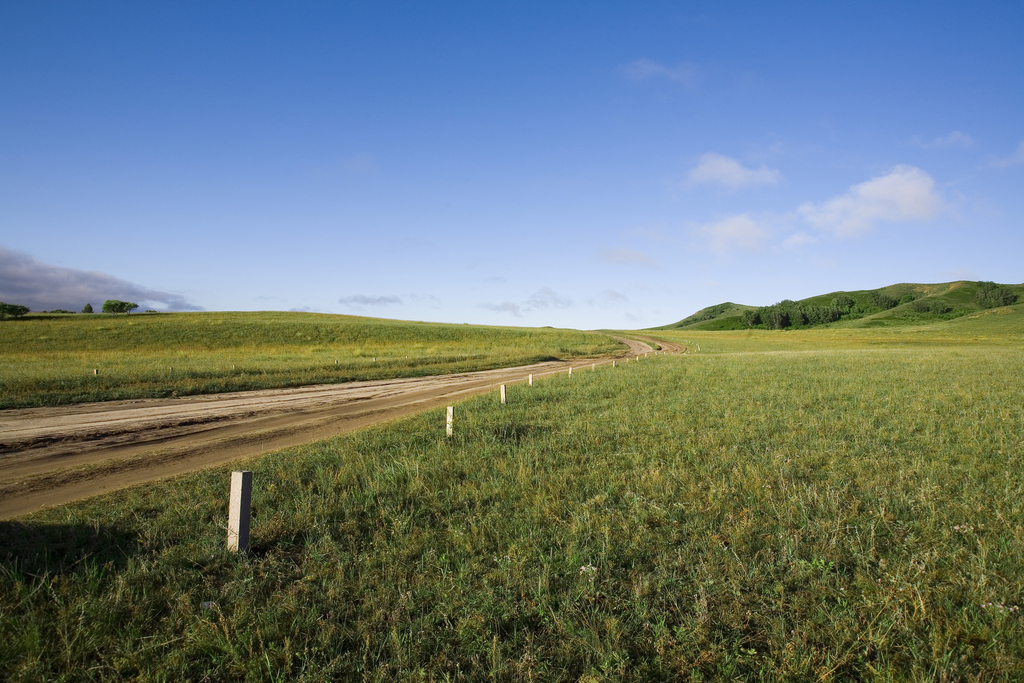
[528,374,533,386]
[93,368,98,375]
[227,470,253,552]
[568,367,572,376]
[636,355,639,361]
[612,360,616,368]
[592,363,595,370]
[500,384,507,404]
[446,406,454,437]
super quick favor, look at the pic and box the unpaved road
[1,336,680,519]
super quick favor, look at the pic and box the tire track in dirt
[1,336,676,519]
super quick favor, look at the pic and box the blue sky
[2,2,1022,328]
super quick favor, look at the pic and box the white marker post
[592,363,595,370]
[227,470,253,552]
[500,384,507,404]
[568,367,572,376]
[612,360,616,368]
[446,406,454,437]
[93,369,98,375]
[528,374,533,386]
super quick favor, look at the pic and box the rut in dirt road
[1,336,680,519]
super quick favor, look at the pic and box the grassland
[658,280,1024,331]
[0,311,622,409]
[2,309,1023,680]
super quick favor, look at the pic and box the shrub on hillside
[975,282,1017,309]
[869,291,899,310]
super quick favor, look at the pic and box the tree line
[742,283,1017,330]
[0,299,141,320]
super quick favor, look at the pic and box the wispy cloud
[628,226,674,244]
[483,302,523,317]
[912,131,976,149]
[527,287,573,309]
[587,289,629,307]
[798,165,940,238]
[598,247,657,267]
[698,214,771,254]
[619,59,701,88]
[0,245,201,311]
[991,140,1024,168]
[687,153,782,189]
[782,232,818,249]
[482,287,573,317]
[338,294,402,307]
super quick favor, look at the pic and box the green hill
[0,311,622,408]
[655,281,1023,331]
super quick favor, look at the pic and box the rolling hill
[654,280,1023,331]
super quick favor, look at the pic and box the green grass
[0,311,622,408]
[657,280,1024,331]
[3,317,1023,680]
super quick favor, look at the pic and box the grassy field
[2,309,1023,680]
[0,311,622,409]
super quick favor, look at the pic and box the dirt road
[1,336,677,519]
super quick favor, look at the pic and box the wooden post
[500,384,507,404]
[227,471,253,552]
[446,406,454,437]
[528,374,533,386]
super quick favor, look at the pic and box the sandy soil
[1,336,682,519]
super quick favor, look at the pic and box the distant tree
[82,303,93,313]
[832,295,856,313]
[868,291,899,310]
[102,299,139,315]
[0,302,30,320]
[975,282,1018,309]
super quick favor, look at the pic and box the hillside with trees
[655,281,1022,331]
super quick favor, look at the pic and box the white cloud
[798,165,941,238]
[338,294,402,307]
[527,287,572,309]
[699,214,771,254]
[619,59,701,88]
[687,153,782,189]
[0,245,200,311]
[483,302,523,317]
[914,131,975,149]
[588,289,629,307]
[483,287,573,317]
[782,232,818,249]
[598,247,657,267]
[991,141,1024,168]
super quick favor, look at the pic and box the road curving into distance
[0,335,682,519]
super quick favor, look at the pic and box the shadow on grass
[0,521,142,576]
